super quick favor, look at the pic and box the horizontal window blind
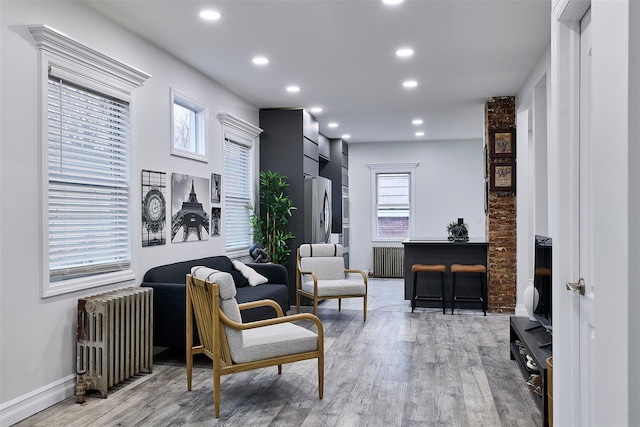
[48,76,131,281]
[224,137,252,251]
[376,173,410,238]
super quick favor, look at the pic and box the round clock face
[148,196,162,221]
[144,188,165,224]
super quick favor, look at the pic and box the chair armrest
[296,269,318,291]
[345,269,368,282]
[219,309,324,335]
[238,299,284,317]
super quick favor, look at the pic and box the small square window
[171,88,207,162]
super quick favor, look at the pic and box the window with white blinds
[224,137,253,252]
[47,76,131,281]
[376,173,410,238]
[369,163,418,241]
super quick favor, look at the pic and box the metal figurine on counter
[447,218,469,242]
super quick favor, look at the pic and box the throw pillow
[231,260,268,286]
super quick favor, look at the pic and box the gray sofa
[141,255,290,349]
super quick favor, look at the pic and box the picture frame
[211,173,221,204]
[171,173,210,242]
[490,161,516,192]
[141,170,167,247]
[489,128,515,158]
[484,181,489,214]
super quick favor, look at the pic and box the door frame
[550,0,590,425]
[552,1,636,425]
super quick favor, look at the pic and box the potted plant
[249,170,296,265]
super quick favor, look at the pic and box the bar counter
[402,238,489,309]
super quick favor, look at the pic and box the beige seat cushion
[301,279,366,297]
[233,323,318,364]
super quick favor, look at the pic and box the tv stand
[525,323,544,332]
[510,317,553,427]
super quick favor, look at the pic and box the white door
[554,2,633,425]
[576,8,596,426]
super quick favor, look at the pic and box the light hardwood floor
[15,278,542,426]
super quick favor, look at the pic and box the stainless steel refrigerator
[304,176,332,243]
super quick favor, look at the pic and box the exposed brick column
[485,96,516,313]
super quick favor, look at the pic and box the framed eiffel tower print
[170,173,210,242]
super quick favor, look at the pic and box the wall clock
[143,187,166,232]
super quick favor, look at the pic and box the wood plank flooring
[15,278,542,426]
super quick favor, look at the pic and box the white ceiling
[85,0,551,143]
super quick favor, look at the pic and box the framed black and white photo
[171,173,210,242]
[211,173,221,204]
[142,170,167,247]
[211,207,221,236]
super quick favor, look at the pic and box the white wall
[348,139,485,272]
[515,45,551,317]
[0,2,257,424]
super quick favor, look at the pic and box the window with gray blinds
[47,76,131,281]
[223,137,252,251]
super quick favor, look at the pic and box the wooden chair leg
[313,296,318,316]
[278,365,282,374]
[318,355,324,399]
[213,362,221,418]
[338,298,342,311]
[363,295,367,321]
[296,291,301,314]
[186,348,192,390]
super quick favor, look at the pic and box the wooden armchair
[296,243,368,321]
[186,267,324,418]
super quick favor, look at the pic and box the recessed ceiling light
[412,119,423,125]
[328,122,338,128]
[199,10,221,21]
[286,86,300,93]
[383,0,404,5]
[310,107,323,114]
[415,131,425,137]
[341,134,351,139]
[403,80,418,88]
[396,48,414,58]
[252,56,269,65]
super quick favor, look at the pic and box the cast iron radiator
[373,246,404,278]
[76,287,153,400]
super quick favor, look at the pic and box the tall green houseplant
[249,170,296,265]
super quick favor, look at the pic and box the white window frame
[217,113,263,258]
[170,88,208,162]
[369,163,418,242]
[30,25,150,297]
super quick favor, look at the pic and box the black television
[533,235,552,331]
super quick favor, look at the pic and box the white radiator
[373,247,404,278]
[76,287,153,399]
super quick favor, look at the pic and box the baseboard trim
[514,303,529,318]
[0,374,76,427]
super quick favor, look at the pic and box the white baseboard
[514,302,529,318]
[0,374,76,427]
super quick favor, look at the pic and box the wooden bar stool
[451,264,487,315]
[411,264,447,314]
